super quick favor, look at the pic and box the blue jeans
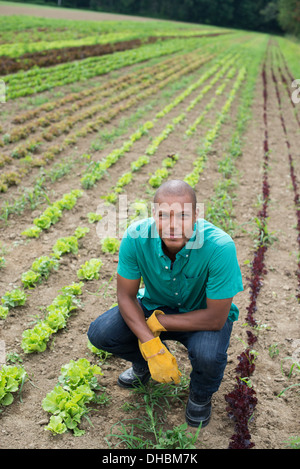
[87,299,233,402]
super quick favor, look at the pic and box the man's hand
[146,310,167,337]
[139,336,181,384]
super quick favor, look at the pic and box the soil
[0,3,160,23]
[0,10,299,450]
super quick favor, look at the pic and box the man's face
[153,194,198,253]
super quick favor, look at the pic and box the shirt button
[175,292,178,295]
[165,266,168,269]
[178,303,181,306]
[173,278,176,281]
[186,254,189,257]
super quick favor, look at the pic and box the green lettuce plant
[77,258,103,280]
[52,236,78,259]
[1,288,27,308]
[0,305,9,319]
[42,358,105,436]
[0,365,28,407]
[21,283,83,354]
[100,237,120,254]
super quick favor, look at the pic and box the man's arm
[117,274,155,343]
[156,297,233,332]
[118,269,232,335]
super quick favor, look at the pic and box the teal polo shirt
[117,217,244,322]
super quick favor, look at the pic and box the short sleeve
[117,229,141,280]
[206,241,244,300]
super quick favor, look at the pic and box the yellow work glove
[139,336,181,384]
[146,310,167,337]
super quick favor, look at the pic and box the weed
[269,343,280,358]
[283,436,300,449]
[106,376,201,449]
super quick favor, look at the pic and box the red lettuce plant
[224,58,271,449]
[225,378,258,449]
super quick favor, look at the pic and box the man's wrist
[138,328,155,344]
[156,314,167,330]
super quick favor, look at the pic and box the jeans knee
[87,318,109,351]
[188,341,227,373]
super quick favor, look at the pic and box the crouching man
[88,179,243,427]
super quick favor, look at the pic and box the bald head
[154,179,197,210]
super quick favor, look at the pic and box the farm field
[0,5,299,450]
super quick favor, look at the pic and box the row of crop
[3,50,201,147]
[41,357,106,436]
[11,222,120,355]
[105,60,238,198]
[0,226,89,319]
[5,34,223,90]
[184,66,246,189]
[21,282,84,354]
[21,189,83,238]
[0,29,223,61]
[0,53,213,193]
[2,34,222,77]
[270,50,300,303]
[274,52,300,129]
[274,45,300,128]
[0,356,105,438]
[205,39,268,235]
[97,55,248,238]
[0,57,220,220]
[81,52,239,194]
[10,52,185,125]
[4,37,217,100]
[224,54,271,450]
[92,60,238,199]
[0,30,155,59]
[185,65,237,136]
[5,61,192,153]
[0,225,121,321]
[0,16,203,49]
[0,48,225,204]
[20,246,120,355]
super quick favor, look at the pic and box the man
[88,179,243,427]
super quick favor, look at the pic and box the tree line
[10,0,300,37]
